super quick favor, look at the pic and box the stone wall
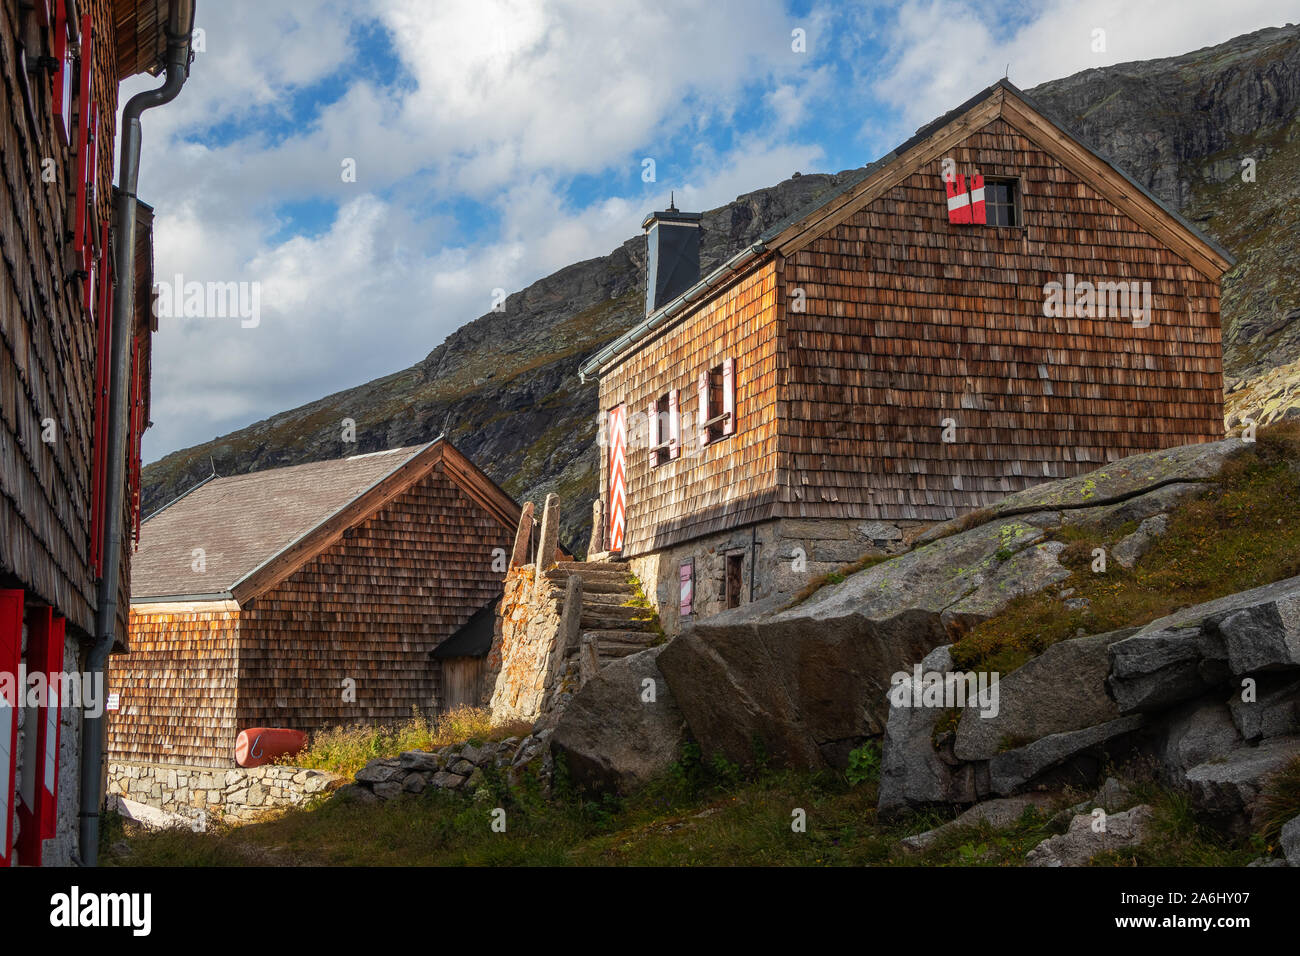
[629,516,924,635]
[487,565,564,723]
[106,761,342,826]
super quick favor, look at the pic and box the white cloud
[870,0,1300,129]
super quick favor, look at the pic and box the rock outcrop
[659,440,1238,773]
[549,645,686,794]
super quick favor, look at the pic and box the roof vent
[643,195,702,316]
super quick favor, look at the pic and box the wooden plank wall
[106,603,241,767]
[778,116,1223,521]
[597,262,782,557]
[0,0,138,640]
[235,463,513,740]
[439,657,487,712]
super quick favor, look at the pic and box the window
[984,178,1019,227]
[725,553,744,609]
[696,357,736,447]
[646,389,679,466]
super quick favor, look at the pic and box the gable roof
[131,439,520,604]
[432,598,499,659]
[578,79,1234,381]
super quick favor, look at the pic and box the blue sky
[124,0,1298,463]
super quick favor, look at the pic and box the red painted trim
[71,15,93,263]
[89,220,113,576]
[51,2,72,147]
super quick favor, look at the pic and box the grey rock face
[1112,514,1169,569]
[987,715,1147,796]
[878,646,978,818]
[901,792,1057,851]
[1281,815,1300,867]
[954,629,1133,762]
[1182,735,1300,822]
[1157,699,1244,780]
[1108,574,1300,713]
[1229,675,1300,741]
[398,750,442,772]
[549,646,686,794]
[1025,805,1155,867]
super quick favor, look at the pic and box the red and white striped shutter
[0,590,21,867]
[646,400,658,466]
[697,370,710,447]
[722,358,736,436]
[668,389,680,459]
[607,405,626,552]
[945,172,971,224]
[968,173,986,225]
[679,562,693,617]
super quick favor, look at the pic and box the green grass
[282,707,532,779]
[950,423,1300,674]
[102,752,1271,868]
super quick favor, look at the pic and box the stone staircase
[541,560,662,667]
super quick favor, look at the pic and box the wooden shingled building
[106,439,519,767]
[578,79,1234,633]
[1,0,194,866]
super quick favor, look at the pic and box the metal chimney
[642,197,701,316]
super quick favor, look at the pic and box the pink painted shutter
[722,358,736,436]
[697,370,710,447]
[607,405,626,552]
[679,562,693,617]
[0,590,21,867]
[668,389,680,459]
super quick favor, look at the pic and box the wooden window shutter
[697,370,710,447]
[668,389,680,459]
[722,357,736,436]
[646,400,658,466]
[0,590,22,867]
[945,172,970,224]
[968,173,986,225]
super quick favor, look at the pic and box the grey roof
[132,444,432,599]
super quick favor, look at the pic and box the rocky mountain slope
[142,23,1300,549]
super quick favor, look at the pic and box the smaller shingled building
[106,439,519,767]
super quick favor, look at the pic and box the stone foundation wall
[106,761,342,825]
[629,517,925,635]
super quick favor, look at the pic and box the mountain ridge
[142,23,1300,550]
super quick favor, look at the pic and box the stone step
[549,571,628,583]
[554,560,628,572]
[583,628,660,645]
[580,606,656,628]
[545,588,638,608]
[544,577,630,594]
